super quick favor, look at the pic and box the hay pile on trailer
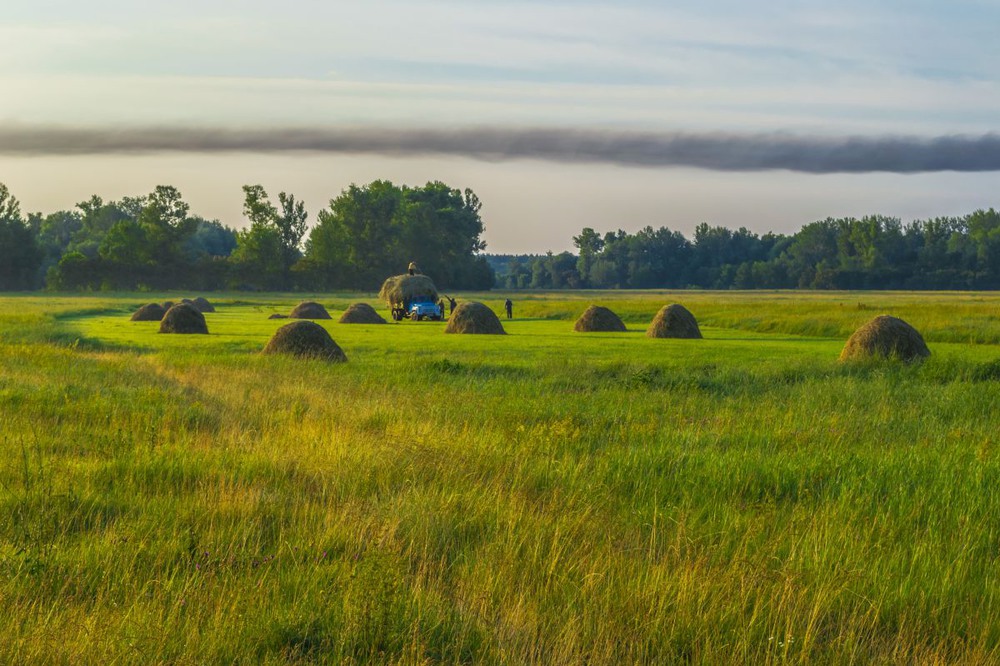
[378,274,439,307]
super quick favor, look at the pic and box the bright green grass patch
[2,292,1000,663]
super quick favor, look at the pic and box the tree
[229,225,285,290]
[402,182,487,286]
[50,251,101,290]
[573,227,604,287]
[966,209,1000,284]
[37,210,82,260]
[242,185,277,227]
[305,180,490,289]
[0,183,43,290]
[185,218,238,260]
[503,257,532,289]
[781,219,840,288]
[99,219,153,289]
[71,195,133,258]
[232,185,308,289]
[276,192,308,260]
[140,185,190,229]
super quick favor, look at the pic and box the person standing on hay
[408,261,418,276]
[504,298,513,319]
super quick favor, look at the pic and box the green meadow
[2,291,1000,664]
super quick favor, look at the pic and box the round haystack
[131,303,166,322]
[444,302,506,335]
[192,297,215,313]
[268,313,288,320]
[263,321,347,362]
[289,301,332,320]
[840,315,930,362]
[646,304,703,339]
[339,302,387,324]
[159,303,208,334]
[574,305,627,333]
[378,274,439,306]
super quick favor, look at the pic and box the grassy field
[2,290,1000,664]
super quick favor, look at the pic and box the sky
[1,0,999,252]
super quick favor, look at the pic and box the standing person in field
[408,261,417,276]
[437,298,445,319]
[504,298,513,319]
[447,296,456,315]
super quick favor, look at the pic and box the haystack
[159,303,208,334]
[574,305,627,332]
[131,303,166,322]
[378,274,439,306]
[289,301,332,320]
[263,321,347,362]
[192,297,215,313]
[268,313,288,320]
[840,315,930,362]
[162,300,175,309]
[646,304,702,339]
[339,303,386,324]
[444,302,505,335]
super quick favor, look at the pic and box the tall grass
[1,292,999,663]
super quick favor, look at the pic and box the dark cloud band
[2,125,999,173]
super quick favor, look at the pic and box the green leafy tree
[305,180,490,289]
[99,220,153,288]
[503,257,532,289]
[966,209,1000,282]
[184,218,238,260]
[276,192,308,260]
[37,210,82,262]
[318,180,404,287]
[573,227,604,287]
[231,185,308,289]
[0,183,43,290]
[71,195,133,258]
[229,224,285,290]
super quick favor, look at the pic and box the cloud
[2,124,1000,173]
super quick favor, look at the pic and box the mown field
[2,290,1000,664]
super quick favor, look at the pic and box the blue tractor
[392,298,442,321]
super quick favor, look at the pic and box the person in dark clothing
[447,296,456,315]
[437,299,445,319]
[504,298,513,319]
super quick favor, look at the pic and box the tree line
[493,210,1000,290]
[3,178,999,292]
[0,181,493,292]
